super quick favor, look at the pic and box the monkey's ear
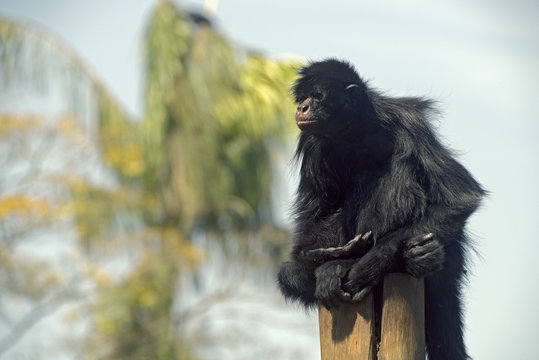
[345,83,374,115]
[345,83,363,97]
[345,83,365,103]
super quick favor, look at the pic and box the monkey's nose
[296,99,312,124]
[297,98,311,114]
[297,103,310,113]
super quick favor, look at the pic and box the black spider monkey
[277,59,485,360]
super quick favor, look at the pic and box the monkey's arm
[277,230,366,307]
[342,229,445,302]
[310,231,443,308]
[299,230,441,276]
[277,260,318,307]
[310,230,443,309]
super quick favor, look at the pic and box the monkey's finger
[358,231,375,249]
[346,230,372,247]
[305,248,336,258]
[341,291,352,301]
[319,293,347,310]
[305,232,375,261]
[340,230,373,252]
[306,246,350,259]
[340,234,362,250]
[408,232,435,248]
[421,233,434,242]
[351,287,372,302]
[361,231,373,240]
[406,239,443,257]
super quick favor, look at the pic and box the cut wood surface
[318,274,425,360]
[378,274,425,360]
[319,291,375,360]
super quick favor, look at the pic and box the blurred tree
[0,1,301,358]
[0,113,83,357]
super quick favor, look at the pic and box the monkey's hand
[314,259,356,309]
[403,233,445,278]
[298,231,373,265]
[342,231,441,300]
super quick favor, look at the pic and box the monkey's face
[294,85,362,137]
[294,87,332,132]
[292,59,368,139]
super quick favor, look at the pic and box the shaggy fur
[277,59,485,360]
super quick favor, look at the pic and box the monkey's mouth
[296,120,317,128]
[296,111,316,128]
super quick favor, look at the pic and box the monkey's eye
[312,91,324,101]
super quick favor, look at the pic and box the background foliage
[0,2,303,358]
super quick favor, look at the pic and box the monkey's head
[292,59,373,138]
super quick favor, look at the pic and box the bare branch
[0,289,82,358]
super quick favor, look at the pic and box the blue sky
[1,0,538,358]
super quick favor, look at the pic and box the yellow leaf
[139,289,158,308]
[0,194,52,218]
[0,113,42,135]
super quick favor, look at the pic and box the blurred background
[0,0,537,359]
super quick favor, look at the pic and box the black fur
[277,59,485,360]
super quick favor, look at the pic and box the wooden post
[318,274,424,360]
[378,274,425,360]
[319,291,375,360]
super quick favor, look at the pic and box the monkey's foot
[300,231,373,264]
